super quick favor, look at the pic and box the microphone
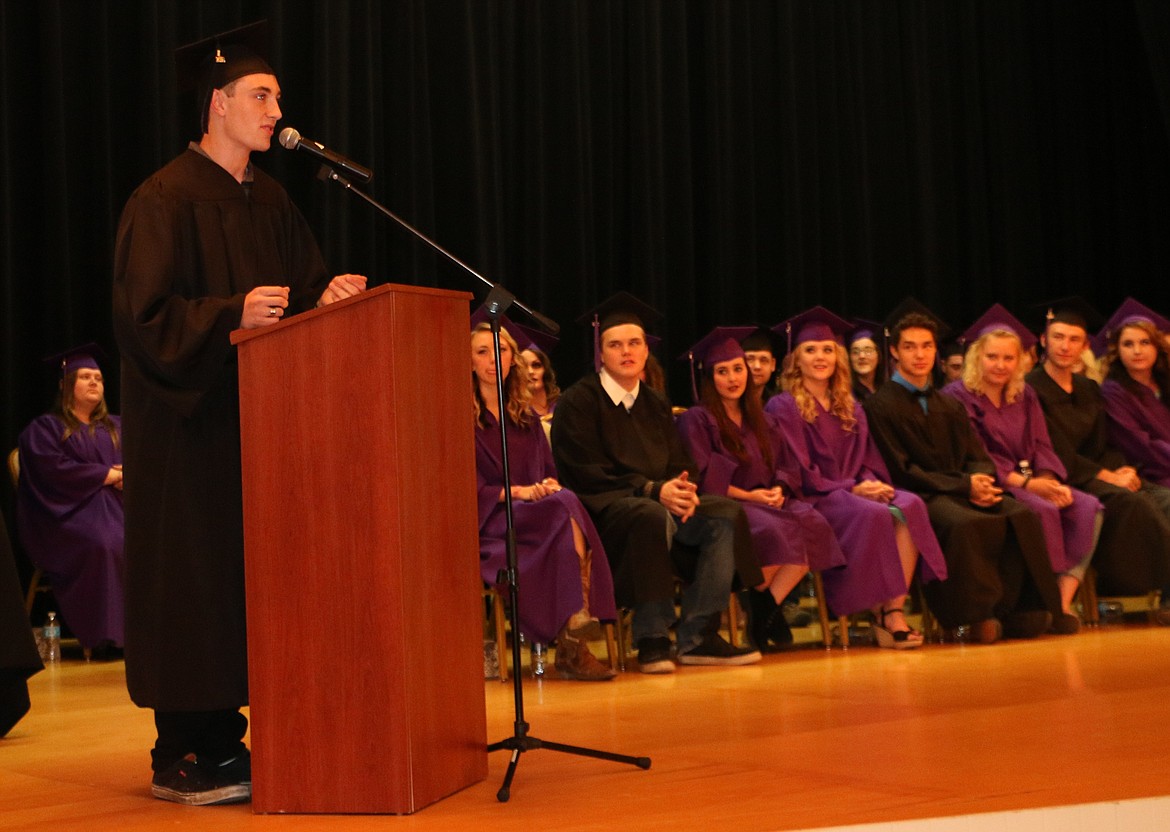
[279,127,373,184]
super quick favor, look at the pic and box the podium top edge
[230,283,474,345]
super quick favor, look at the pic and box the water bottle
[43,611,61,664]
[530,641,546,677]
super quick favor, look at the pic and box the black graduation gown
[551,374,762,607]
[1,511,42,737]
[1027,367,1170,595]
[864,381,1060,627]
[112,149,330,711]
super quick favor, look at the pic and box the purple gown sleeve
[17,416,112,519]
[1102,380,1170,484]
[676,408,738,497]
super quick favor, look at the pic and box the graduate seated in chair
[863,302,1062,644]
[943,305,1101,634]
[767,308,947,650]
[1028,297,1170,623]
[16,344,125,655]
[676,327,847,652]
[551,293,763,674]
[472,321,617,680]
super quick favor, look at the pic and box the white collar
[599,367,640,410]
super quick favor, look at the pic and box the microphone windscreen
[278,127,301,150]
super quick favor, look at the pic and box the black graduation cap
[576,291,663,372]
[740,326,780,356]
[175,21,274,136]
[42,343,105,379]
[1031,296,1104,334]
[883,297,951,342]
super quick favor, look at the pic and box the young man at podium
[112,24,366,806]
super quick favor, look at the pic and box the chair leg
[1080,568,1100,626]
[727,592,741,648]
[838,614,851,649]
[614,609,629,672]
[604,622,619,672]
[812,572,833,649]
[492,588,509,682]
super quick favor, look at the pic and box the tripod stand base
[487,734,651,802]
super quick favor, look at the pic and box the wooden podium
[232,283,487,814]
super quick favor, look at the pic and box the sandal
[871,607,923,650]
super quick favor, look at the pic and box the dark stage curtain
[2,0,1169,448]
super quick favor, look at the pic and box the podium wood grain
[232,283,486,813]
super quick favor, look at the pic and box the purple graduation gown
[1101,378,1170,487]
[476,410,617,644]
[16,414,125,648]
[767,393,948,615]
[675,406,845,572]
[943,382,1102,573]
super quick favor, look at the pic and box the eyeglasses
[850,347,876,356]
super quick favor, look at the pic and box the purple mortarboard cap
[773,306,852,354]
[883,297,951,342]
[176,21,274,137]
[678,326,756,403]
[1099,297,1170,342]
[1031,296,1104,334]
[576,291,663,372]
[43,343,104,377]
[847,318,882,347]
[510,320,559,355]
[469,305,522,346]
[959,303,1037,351]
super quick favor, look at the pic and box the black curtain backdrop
[3,0,1170,460]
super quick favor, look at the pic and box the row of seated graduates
[473,293,1170,678]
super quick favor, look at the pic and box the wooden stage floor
[3,621,1169,832]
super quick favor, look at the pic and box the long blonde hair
[780,343,858,432]
[960,329,1029,404]
[471,323,533,429]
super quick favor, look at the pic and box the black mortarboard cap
[176,21,274,136]
[740,326,779,355]
[883,297,950,342]
[1031,296,1104,334]
[576,291,663,372]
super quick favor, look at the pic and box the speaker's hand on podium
[316,274,368,307]
[241,285,290,329]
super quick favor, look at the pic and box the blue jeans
[630,507,736,653]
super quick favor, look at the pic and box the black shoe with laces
[677,630,762,666]
[151,752,252,806]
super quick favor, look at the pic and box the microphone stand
[314,165,650,802]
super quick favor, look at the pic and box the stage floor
[2,621,1169,832]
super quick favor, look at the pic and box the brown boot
[554,626,617,681]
